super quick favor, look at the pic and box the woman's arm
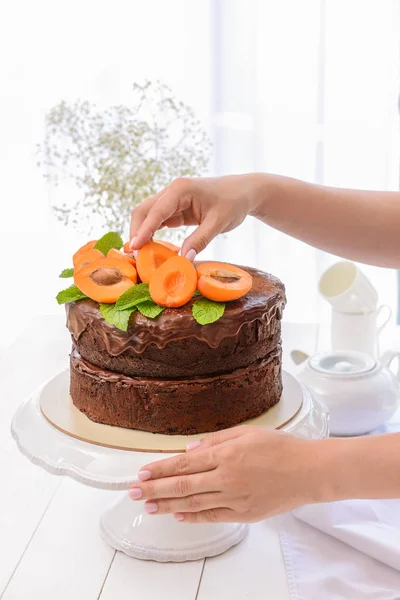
[324,431,400,501]
[128,427,400,523]
[130,174,400,268]
[254,174,400,268]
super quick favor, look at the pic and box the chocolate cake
[67,266,286,435]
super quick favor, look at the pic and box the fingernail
[186,440,201,451]
[174,513,185,522]
[145,502,158,514]
[129,236,137,249]
[138,470,151,482]
[129,487,143,500]
[185,249,196,262]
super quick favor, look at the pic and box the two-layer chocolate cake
[66,265,286,435]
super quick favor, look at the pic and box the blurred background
[1,0,399,350]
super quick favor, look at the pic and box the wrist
[248,173,282,220]
[305,438,364,504]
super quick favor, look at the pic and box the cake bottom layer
[69,348,283,435]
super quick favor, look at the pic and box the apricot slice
[74,248,104,271]
[107,248,136,267]
[154,240,180,253]
[73,240,98,268]
[196,262,252,302]
[136,241,176,283]
[74,257,137,303]
[149,256,197,308]
[123,241,136,256]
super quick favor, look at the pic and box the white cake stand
[11,369,329,562]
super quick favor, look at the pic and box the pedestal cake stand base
[11,369,328,562]
[101,494,248,562]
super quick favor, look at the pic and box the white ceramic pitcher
[318,260,391,356]
[331,305,392,357]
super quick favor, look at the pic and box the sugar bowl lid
[309,351,376,377]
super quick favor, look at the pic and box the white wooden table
[0,317,319,600]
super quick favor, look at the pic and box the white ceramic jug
[331,305,392,357]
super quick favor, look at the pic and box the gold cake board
[40,378,303,453]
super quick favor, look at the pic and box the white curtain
[208,0,400,324]
[1,0,399,350]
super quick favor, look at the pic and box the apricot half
[136,241,177,283]
[196,262,252,302]
[74,248,104,271]
[123,241,139,259]
[107,248,136,267]
[74,257,137,303]
[149,256,197,307]
[73,240,98,268]
[154,240,180,253]
[123,241,132,254]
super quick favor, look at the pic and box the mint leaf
[116,284,164,318]
[56,284,88,305]
[137,300,164,319]
[115,283,151,310]
[59,268,74,278]
[94,232,123,255]
[99,303,137,331]
[192,297,225,325]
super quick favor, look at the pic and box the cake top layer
[66,266,286,354]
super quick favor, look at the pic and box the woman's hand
[129,175,265,260]
[129,425,328,523]
[131,172,400,268]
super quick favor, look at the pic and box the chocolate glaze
[70,345,280,386]
[66,266,286,357]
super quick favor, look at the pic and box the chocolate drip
[71,346,281,386]
[66,267,286,357]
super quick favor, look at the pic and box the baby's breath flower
[37,81,211,242]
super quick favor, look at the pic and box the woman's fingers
[136,428,247,486]
[130,179,194,249]
[161,214,186,229]
[144,492,225,515]
[138,446,219,482]
[130,471,219,502]
[132,200,176,248]
[129,175,252,256]
[186,425,247,453]
[163,208,199,229]
[180,213,223,258]
[129,178,227,256]
[129,194,159,243]
[174,508,239,523]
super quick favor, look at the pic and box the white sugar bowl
[296,350,400,436]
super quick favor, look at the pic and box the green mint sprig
[192,297,225,325]
[59,268,74,278]
[136,300,164,319]
[116,283,151,310]
[94,231,123,255]
[99,303,137,332]
[100,297,164,330]
[56,284,88,304]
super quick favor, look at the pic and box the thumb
[186,426,245,452]
[181,214,222,260]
